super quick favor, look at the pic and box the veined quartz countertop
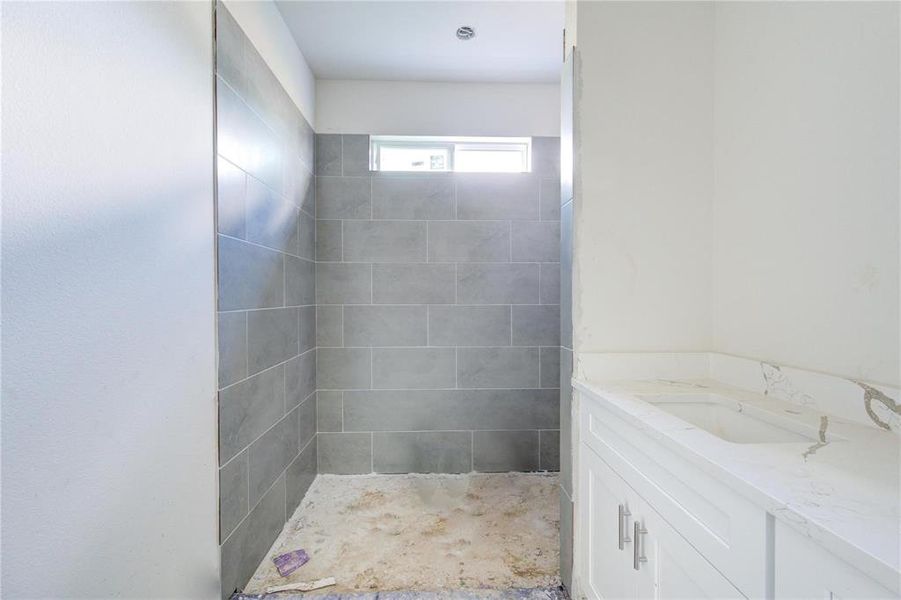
[573,376,901,594]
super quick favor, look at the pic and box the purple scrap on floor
[272,549,310,577]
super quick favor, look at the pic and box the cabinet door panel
[581,446,636,600]
[633,492,745,599]
[775,521,895,600]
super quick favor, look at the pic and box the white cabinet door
[580,444,744,600]
[580,446,637,599]
[774,521,896,600]
[633,498,745,600]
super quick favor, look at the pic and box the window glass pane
[379,146,449,172]
[455,148,526,173]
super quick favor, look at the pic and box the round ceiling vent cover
[456,26,476,40]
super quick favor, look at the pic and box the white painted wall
[226,0,316,125]
[1,2,220,598]
[316,79,560,136]
[713,2,900,386]
[572,1,714,354]
[572,1,899,387]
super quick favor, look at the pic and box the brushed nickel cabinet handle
[633,520,648,570]
[618,504,632,550]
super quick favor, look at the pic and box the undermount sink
[636,393,820,444]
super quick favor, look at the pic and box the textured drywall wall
[713,2,900,386]
[572,1,715,354]
[1,2,219,597]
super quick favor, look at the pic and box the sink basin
[636,393,819,444]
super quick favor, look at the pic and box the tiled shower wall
[314,135,562,474]
[215,6,317,597]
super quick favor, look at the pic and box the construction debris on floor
[243,473,561,595]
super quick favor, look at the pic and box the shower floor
[243,472,561,596]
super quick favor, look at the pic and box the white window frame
[370,136,532,173]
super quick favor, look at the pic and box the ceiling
[275,0,565,83]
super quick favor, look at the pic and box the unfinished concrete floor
[243,473,560,595]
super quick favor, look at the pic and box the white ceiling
[275,0,565,83]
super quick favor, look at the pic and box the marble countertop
[572,376,900,593]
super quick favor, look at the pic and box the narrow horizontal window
[370,136,531,173]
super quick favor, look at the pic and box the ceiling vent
[456,26,476,41]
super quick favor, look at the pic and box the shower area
[214,4,570,597]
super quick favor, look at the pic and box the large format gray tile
[316,220,342,261]
[561,201,573,350]
[317,347,371,390]
[473,430,539,472]
[315,134,341,176]
[316,305,343,346]
[560,348,573,495]
[455,173,539,220]
[247,308,298,375]
[219,451,249,542]
[219,366,285,465]
[317,391,343,432]
[285,256,315,307]
[243,42,288,152]
[299,305,316,354]
[287,437,317,514]
[218,236,284,311]
[372,176,455,219]
[511,221,560,263]
[540,263,561,305]
[457,347,539,389]
[291,163,315,216]
[285,349,315,409]
[512,305,560,346]
[531,137,561,178]
[372,264,455,304]
[343,389,559,431]
[316,263,371,304]
[298,392,316,448]
[343,220,427,263]
[540,430,560,471]
[216,77,280,186]
[220,475,285,599]
[540,347,561,389]
[298,210,315,260]
[248,409,299,505]
[344,305,428,347]
[215,4,245,92]
[218,311,247,388]
[456,263,538,304]
[373,432,472,474]
[218,157,246,239]
[372,348,456,389]
[318,432,372,474]
[560,490,573,591]
[428,221,510,262]
[245,176,298,254]
[316,177,371,219]
[428,305,510,347]
[341,134,370,176]
[539,177,561,221]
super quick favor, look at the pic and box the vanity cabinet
[575,384,899,600]
[581,446,744,599]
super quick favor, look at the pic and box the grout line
[219,349,314,393]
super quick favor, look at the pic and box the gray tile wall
[216,5,316,598]
[314,134,561,475]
